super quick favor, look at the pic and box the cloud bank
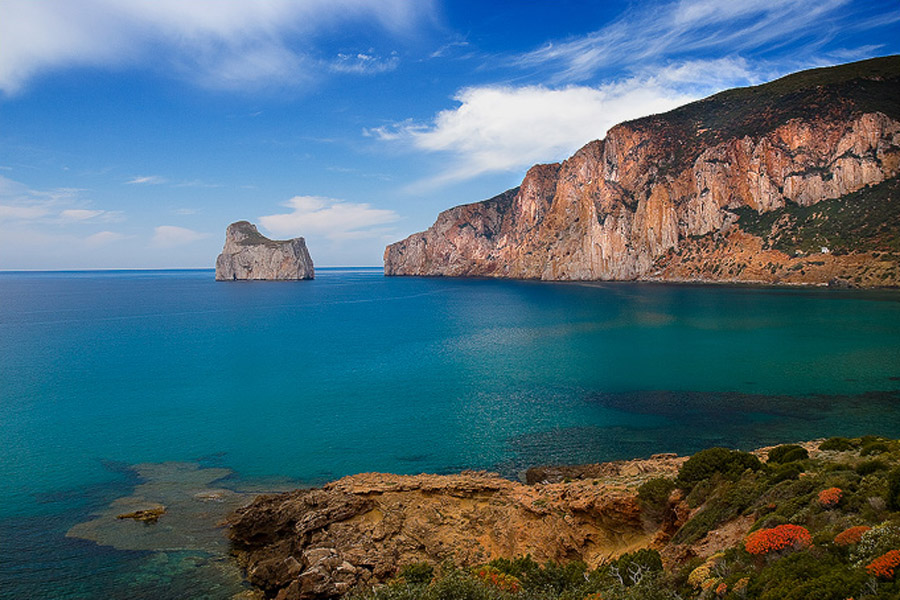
[0,0,435,95]
[260,196,400,241]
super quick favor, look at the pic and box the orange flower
[715,582,728,596]
[745,524,812,555]
[834,525,870,546]
[866,550,900,580]
[474,566,521,593]
[818,487,842,508]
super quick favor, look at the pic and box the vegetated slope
[384,56,900,286]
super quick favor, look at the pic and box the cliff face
[384,56,900,286]
[228,456,687,600]
[216,221,314,281]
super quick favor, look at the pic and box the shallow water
[2,268,899,598]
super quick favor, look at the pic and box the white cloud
[372,68,747,186]
[260,195,400,240]
[509,0,891,83]
[330,52,400,75]
[126,175,167,185]
[0,204,51,221]
[0,0,435,95]
[60,209,105,221]
[151,225,209,247]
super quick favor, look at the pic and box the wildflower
[818,487,842,508]
[866,549,900,580]
[834,526,871,546]
[745,524,812,555]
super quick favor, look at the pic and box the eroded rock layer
[216,221,314,281]
[384,56,900,286]
[228,456,686,600]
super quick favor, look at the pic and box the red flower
[834,525,870,546]
[818,487,842,508]
[866,550,900,580]
[745,524,812,555]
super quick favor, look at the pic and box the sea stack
[215,221,314,281]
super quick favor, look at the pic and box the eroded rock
[216,221,314,281]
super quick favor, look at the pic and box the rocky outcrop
[228,455,687,599]
[384,56,900,286]
[216,221,314,281]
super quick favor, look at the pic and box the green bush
[606,549,663,586]
[749,551,868,600]
[857,460,889,476]
[770,463,804,483]
[487,556,586,593]
[398,562,434,585]
[638,478,676,522]
[861,442,890,456]
[887,468,900,511]
[675,447,762,491]
[819,437,855,452]
[768,444,809,464]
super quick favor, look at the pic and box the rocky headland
[227,454,697,599]
[227,437,900,599]
[216,221,314,281]
[384,56,900,287]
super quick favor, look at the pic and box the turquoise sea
[2,268,900,598]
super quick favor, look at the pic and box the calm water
[2,268,900,598]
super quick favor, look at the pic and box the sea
[2,268,899,599]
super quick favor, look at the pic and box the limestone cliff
[384,56,900,286]
[216,221,314,281]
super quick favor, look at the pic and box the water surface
[2,269,899,598]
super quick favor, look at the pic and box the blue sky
[1,0,898,269]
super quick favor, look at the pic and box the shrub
[607,549,663,587]
[817,487,842,508]
[887,468,900,511]
[851,523,900,566]
[860,442,889,456]
[638,478,676,522]
[856,459,888,476]
[748,552,868,600]
[676,448,762,491]
[398,562,434,585]
[866,549,900,580]
[819,437,855,452]
[834,525,871,546]
[767,444,809,464]
[770,463,804,483]
[745,524,813,555]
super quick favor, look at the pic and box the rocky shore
[226,454,695,599]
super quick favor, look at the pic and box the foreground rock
[228,456,687,600]
[385,56,900,287]
[216,221,314,281]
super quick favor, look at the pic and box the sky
[0,0,898,269]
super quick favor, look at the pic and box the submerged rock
[216,221,314,281]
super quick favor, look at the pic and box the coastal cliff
[216,221,314,281]
[384,56,900,286]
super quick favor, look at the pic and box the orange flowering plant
[818,487,842,508]
[866,549,900,580]
[474,566,521,593]
[745,524,812,555]
[834,526,871,546]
